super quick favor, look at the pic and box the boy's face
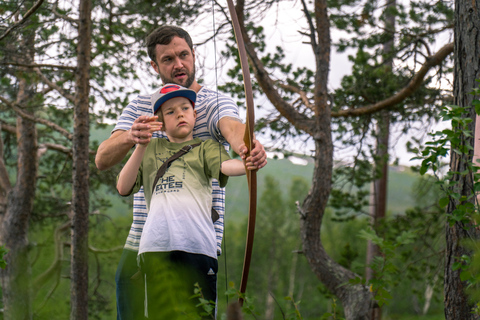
[160,97,196,142]
[151,36,196,89]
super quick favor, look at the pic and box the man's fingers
[248,139,267,169]
[130,116,162,145]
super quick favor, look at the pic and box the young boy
[116,84,248,319]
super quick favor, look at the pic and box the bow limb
[226,0,257,307]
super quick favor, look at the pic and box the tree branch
[278,83,314,110]
[300,0,318,52]
[230,1,316,136]
[0,95,73,140]
[41,143,72,155]
[50,1,79,25]
[0,121,95,156]
[332,42,454,118]
[33,67,76,103]
[0,61,76,71]
[0,120,16,134]
[0,0,45,42]
[88,245,124,254]
[33,221,70,292]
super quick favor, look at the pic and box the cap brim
[153,90,196,114]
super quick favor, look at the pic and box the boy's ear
[193,109,197,119]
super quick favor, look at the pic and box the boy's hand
[128,116,162,145]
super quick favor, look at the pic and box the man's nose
[173,57,184,69]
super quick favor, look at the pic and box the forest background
[1,0,480,319]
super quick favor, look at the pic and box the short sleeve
[202,139,232,188]
[116,168,143,197]
[198,88,241,144]
[113,99,141,133]
[112,92,166,139]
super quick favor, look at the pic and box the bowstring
[211,0,229,306]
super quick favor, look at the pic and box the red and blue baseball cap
[152,84,196,114]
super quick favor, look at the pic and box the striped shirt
[113,86,240,255]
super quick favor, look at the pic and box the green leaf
[460,270,472,282]
[439,197,450,208]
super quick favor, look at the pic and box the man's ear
[150,60,159,74]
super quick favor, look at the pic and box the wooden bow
[226,0,257,306]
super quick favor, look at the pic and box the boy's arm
[116,144,147,196]
[220,159,247,177]
[218,117,267,169]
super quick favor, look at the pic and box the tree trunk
[365,2,395,319]
[0,116,37,320]
[0,20,38,320]
[444,0,480,318]
[302,139,373,320]
[70,0,92,318]
[236,0,375,316]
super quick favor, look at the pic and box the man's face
[151,36,196,89]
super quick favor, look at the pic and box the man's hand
[95,116,162,171]
[239,139,267,170]
[128,116,162,145]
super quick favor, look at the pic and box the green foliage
[192,283,216,319]
[413,80,480,312]
[412,85,480,226]
[0,245,7,269]
[358,228,415,306]
[319,298,345,320]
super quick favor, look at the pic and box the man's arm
[95,130,134,171]
[95,116,161,171]
[218,116,267,169]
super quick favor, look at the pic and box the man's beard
[161,68,195,89]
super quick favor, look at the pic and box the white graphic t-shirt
[126,138,231,259]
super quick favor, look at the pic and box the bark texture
[445,0,480,318]
[0,23,38,320]
[70,0,92,318]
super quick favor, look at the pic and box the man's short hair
[146,25,194,64]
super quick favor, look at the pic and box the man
[117,85,249,318]
[95,25,267,319]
